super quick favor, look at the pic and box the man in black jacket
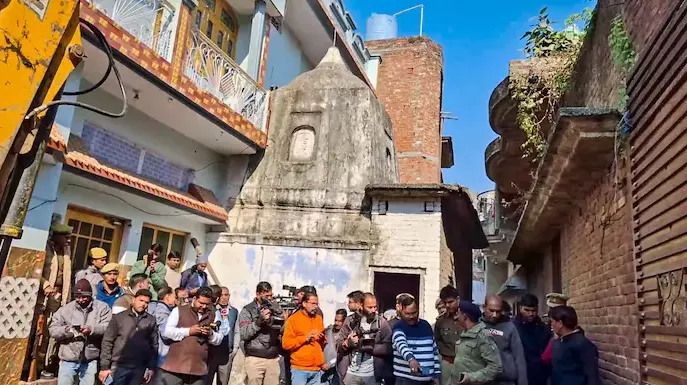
[99,289,158,385]
[239,282,282,385]
[513,294,550,385]
[549,306,601,385]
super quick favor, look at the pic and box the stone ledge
[508,107,622,263]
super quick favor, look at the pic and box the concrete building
[207,46,399,318]
[0,1,488,381]
[484,1,687,384]
[0,0,389,381]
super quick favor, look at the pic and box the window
[206,20,213,38]
[202,0,215,11]
[137,224,187,266]
[66,206,123,272]
[226,40,233,56]
[216,31,223,47]
[195,11,202,28]
[220,9,235,32]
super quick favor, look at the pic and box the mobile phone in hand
[421,366,431,376]
[104,375,113,385]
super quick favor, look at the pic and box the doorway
[373,271,421,313]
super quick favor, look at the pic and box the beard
[362,310,376,322]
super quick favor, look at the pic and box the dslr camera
[350,312,379,347]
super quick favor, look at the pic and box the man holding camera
[49,279,112,385]
[239,282,283,385]
[158,286,223,385]
[336,293,392,385]
[130,244,166,300]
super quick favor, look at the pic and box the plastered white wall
[371,198,443,320]
[206,242,368,321]
[263,25,313,89]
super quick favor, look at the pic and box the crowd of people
[38,223,603,385]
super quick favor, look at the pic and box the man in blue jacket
[207,286,239,385]
[549,306,601,385]
[180,255,209,295]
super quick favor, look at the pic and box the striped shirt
[392,319,441,381]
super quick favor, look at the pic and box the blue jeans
[58,360,97,385]
[291,369,322,385]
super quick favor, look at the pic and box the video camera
[259,295,287,328]
[275,285,299,313]
[259,285,301,328]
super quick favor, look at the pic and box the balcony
[184,28,268,130]
[78,0,270,152]
[87,0,177,62]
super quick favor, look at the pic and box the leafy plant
[608,15,637,111]
[510,7,593,159]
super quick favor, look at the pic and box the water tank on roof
[366,13,398,40]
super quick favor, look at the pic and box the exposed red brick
[559,161,640,385]
[367,37,444,184]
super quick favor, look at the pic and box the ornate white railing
[89,0,176,61]
[184,28,268,131]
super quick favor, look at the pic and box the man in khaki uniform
[452,301,502,385]
[39,222,74,377]
[542,293,568,325]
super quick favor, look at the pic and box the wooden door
[629,2,687,383]
[65,206,123,273]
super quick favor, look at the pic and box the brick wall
[367,37,444,184]
[82,123,141,171]
[624,0,682,55]
[564,0,681,109]
[371,197,442,320]
[559,163,639,385]
[82,123,194,190]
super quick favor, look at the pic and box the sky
[343,0,596,194]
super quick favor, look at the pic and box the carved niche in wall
[289,126,316,162]
[657,268,687,326]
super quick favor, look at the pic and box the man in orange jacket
[282,292,326,385]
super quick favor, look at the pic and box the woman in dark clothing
[513,294,551,385]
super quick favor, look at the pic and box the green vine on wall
[608,15,637,111]
[510,7,594,160]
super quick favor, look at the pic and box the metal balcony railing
[184,28,268,131]
[88,0,175,61]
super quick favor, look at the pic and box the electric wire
[67,184,194,217]
[24,19,128,121]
